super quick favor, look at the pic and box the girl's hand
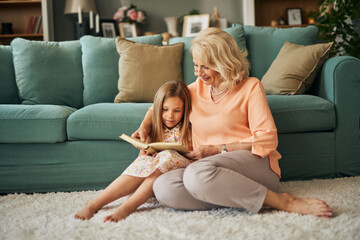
[185,145,219,160]
[132,126,149,142]
[131,127,150,151]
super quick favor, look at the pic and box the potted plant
[309,0,360,58]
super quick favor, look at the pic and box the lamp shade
[64,0,97,14]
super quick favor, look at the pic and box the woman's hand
[185,145,220,160]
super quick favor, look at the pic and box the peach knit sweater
[188,77,281,177]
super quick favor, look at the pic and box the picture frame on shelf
[182,14,210,37]
[286,8,302,25]
[100,19,119,38]
[119,22,137,38]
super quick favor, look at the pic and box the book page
[119,134,189,154]
[119,134,149,150]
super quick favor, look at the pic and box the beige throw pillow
[261,41,333,95]
[114,37,184,103]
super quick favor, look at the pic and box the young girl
[75,80,192,222]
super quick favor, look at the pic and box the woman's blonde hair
[150,81,192,150]
[190,27,250,90]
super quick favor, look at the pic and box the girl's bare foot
[281,193,332,218]
[74,205,98,220]
[104,207,132,222]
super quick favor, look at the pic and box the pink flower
[113,6,128,22]
[127,9,138,21]
[137,11,145,23]
[113,5,146,24]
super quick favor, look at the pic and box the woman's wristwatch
[221,144,227,154]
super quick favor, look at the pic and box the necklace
[210,86,229,96]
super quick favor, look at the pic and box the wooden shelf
[0,0,43,45]
[0,33,42,38]
[0,33,43,45]
[0,0,41,8]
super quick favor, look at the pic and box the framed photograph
[182,14,210,37]
[286,8,302,25]
[119,22,137,38]
[100,19,119,38]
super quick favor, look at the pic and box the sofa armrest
[316,56,360,176]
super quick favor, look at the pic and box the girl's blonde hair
[190,27,250,90]
[150,81,192,150]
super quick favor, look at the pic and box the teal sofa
[1,25,360,194]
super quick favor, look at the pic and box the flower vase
[164,17,178,37]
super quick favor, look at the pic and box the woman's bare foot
[103,206,132,222]
[74,205,98,220]
[281,193,332,218]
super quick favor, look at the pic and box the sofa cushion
[0,105,76,143]
[10,38,83,109]
[0,46,20,104]
[267,95,335,133]
[67,103,152,140]
[114,38,184,103]
[238,25,318,79]
[262,41,333,95]
[80,34,163,106]
[169,25,247,85]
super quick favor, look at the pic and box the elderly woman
[133,28,332,218]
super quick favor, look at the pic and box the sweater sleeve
[239,81,279,158]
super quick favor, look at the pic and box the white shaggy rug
[1,177,360,240]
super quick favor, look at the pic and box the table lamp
[64,0,98,39]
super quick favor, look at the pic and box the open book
[119,134,189,155]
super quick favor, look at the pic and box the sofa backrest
[2,25,320,107]
[239,24,319,79]
[0,45,20,104]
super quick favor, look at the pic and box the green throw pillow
[169,25,247,85]
[114,37,184,103]
[80,34,163,106]
[261,41,333,95]
[11,38,83,108]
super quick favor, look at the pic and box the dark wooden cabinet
[255,0,321,27]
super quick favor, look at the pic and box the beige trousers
[153,150,280,213]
